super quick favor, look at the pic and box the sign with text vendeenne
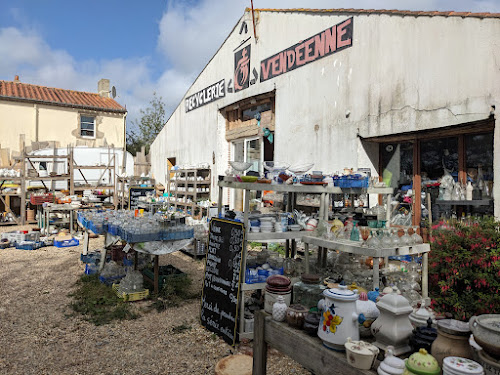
[260,17,353,82]
[185,79,225,112]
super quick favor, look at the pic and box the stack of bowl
[264,275,292,313]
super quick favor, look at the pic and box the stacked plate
[259,217,275,233]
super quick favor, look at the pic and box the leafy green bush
[429,217,500,320]
[69,274,139,325]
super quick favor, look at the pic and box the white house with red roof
[0,77,127,164]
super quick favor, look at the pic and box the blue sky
[1,0,499,136]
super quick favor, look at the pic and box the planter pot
[345,338,379,370]
[470,315,500,359]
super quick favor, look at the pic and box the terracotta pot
[431,319,474,366]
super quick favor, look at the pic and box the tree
[126,92,166,155]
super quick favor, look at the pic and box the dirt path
[0,225,310,374]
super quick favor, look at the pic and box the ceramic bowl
[443,357,484,375]
[241,175,258,183]
[405,349,441,375]
[470,315,500,358]
[345,338,379,370]
[229,161,252,172]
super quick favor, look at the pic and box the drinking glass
[367,229,381,248]
[390,228,402,248]
[359,226,370,246]
[411,226,423,244]
[381,229,393,248]
[400,228,412,247]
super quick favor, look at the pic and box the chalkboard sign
[128,186,155,210]
[200,218,245,346]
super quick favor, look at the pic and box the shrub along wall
[429,217,500,321]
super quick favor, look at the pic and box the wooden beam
[412,140,421,226]
[252,311,267,375]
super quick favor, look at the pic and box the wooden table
[253,310,376,375]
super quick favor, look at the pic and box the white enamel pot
[317,285,362,350]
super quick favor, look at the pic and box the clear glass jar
[292,274,326,309]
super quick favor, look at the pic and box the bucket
[26,209,35,222]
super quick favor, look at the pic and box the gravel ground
[0,225,311,375]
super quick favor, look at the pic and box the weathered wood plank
[253,311,268,375]
[262,313,374,375]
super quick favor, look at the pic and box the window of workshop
[420,137,458,181]
[466,132,494,196]
[380,142,413,189]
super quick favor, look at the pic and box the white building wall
[151,10,500,206]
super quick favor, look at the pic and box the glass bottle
[292,274,326,309]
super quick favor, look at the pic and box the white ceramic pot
[317,285,360,350]
[345,337,379,370]
[470,315,500,359]
[377,345,406,375]
[272,296,288,322]
[443,356,484,375]
[371,288,414,356]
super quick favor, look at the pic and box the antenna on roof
[111,86,116,99]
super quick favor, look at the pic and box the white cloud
[2,0,499,139]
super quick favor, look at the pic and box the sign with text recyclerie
[200,218,244,346]
[128,186,155,210]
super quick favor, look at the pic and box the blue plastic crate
[54,238,79,248]
[15,241,43,250]
[84,263,98,275]
[80,252,101,264]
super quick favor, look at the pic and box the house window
[80,116,95,138]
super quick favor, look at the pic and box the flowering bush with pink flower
[429,216,500,321]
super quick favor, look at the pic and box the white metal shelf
[301,236,430,257]
[219,180,394,195]
[247,231,307,241]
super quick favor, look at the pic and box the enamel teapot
[317,284,365,350]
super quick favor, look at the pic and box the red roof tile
[0,80,126,113]
[246,8,500,19]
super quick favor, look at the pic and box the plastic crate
[99,275,125,286]
[80,252,101,264]
[84,263,98,275]
[30,193,54,205]
[112,284,149,302]
[142,265,186,289]
[15,241,43,250]
[54,238,79,248]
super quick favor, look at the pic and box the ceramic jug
[317,284,364,350]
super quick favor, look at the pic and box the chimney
[14,75,20,83]
[98,78,110,98]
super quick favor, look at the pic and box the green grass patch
[172,323,192,334]
[69,274,139,326]
[151,275,199,312]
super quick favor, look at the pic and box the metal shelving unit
[301,235,430,298]
[168,168,211,217]
[217,179,396,340]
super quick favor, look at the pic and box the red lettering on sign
[325,27,336,54]
[271,55,281,76]
[295,43,305,66]
[279,51,287,74]
[261,60,272,81]
[286,50,295,68]
[337,18,352,48]
[314,33,325,58]
[304,38,315,63]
